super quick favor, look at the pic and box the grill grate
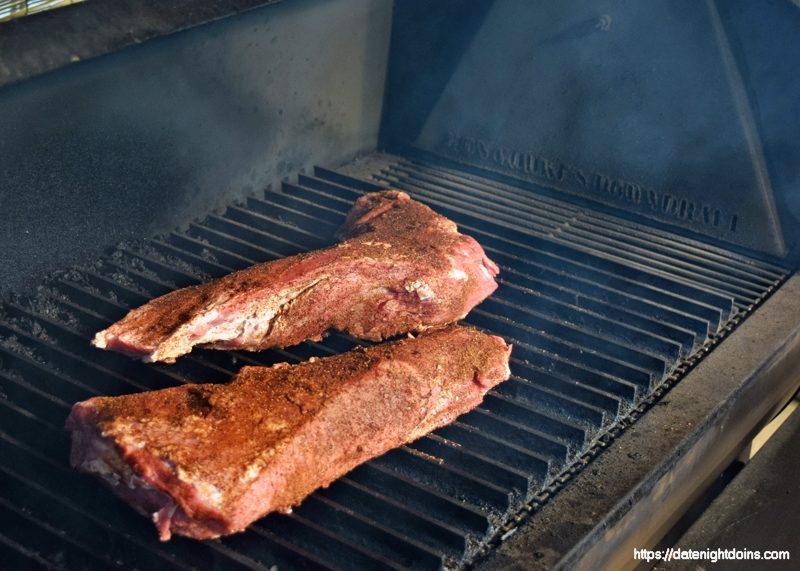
[0,153,789,570]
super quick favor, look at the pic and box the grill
[2,1,800,569]
[0,151,788,570]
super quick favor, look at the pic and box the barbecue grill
[1,1,799,570]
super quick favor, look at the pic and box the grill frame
[0,153,792,570]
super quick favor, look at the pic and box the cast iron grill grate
[0,153,789,570]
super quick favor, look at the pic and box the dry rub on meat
[67,325,512,540]
[92,190,499,363]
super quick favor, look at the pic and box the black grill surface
[0,153,789,570]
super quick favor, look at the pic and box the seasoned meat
[92,190,499,363]
[67,325,512,540]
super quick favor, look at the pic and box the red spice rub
[67,325,512,540]
[92,190,499,363]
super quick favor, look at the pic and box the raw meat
[92,190,499,363]
[67,325,512,540]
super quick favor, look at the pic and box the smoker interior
[0,1,798,570]
[0,154,789,570]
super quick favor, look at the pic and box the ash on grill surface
[0,153,789,570]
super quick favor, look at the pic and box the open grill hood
[1,1,798,569]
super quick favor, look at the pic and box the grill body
[0,1,798,569]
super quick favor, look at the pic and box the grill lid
[0,153,788,569]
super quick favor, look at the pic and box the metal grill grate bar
[376,169,766,304]
[0,497,117,571]
[381,162,780,290]
[388,160,788,280]
[317,480,469,556]
[0,531,61,571]
[0,438,265,571]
